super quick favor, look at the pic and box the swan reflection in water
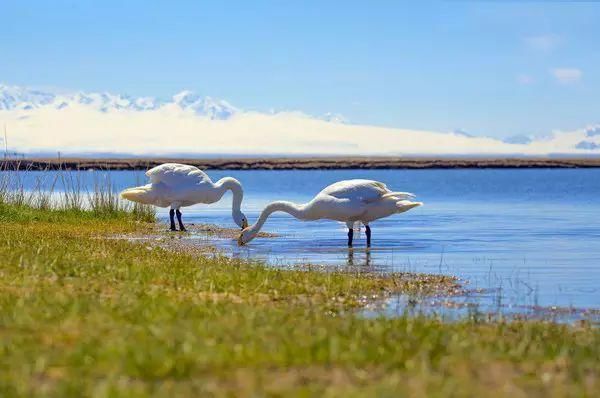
[347,248,372,267]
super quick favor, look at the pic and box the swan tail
[396,200,423,214]
[120,185,155,205]
[382,191,416,200]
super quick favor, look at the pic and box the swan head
[237,226,257,246]
[233,210,249,229]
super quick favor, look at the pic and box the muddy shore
[3,156,600,170]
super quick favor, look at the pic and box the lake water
[9,168,600,322]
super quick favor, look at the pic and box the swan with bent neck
[120,163,248,231]
[238,179,422,247]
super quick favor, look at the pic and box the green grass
[0,204,598,397]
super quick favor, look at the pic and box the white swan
[238,179,422,247]
[120,163,248,231]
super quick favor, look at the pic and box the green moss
[0,204,598,397]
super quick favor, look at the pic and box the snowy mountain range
[0,84,346,123]
[0,83,598,156]
[0,84,239,120]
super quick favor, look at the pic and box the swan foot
[347,228,353,248]
[365,225,371,247]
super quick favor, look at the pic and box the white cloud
[525,34,562,52]
[551,68,582,84]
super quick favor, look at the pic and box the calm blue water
[9,169,600,318]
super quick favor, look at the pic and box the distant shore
[3,156,600,171]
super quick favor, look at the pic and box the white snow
[0,83,599,156]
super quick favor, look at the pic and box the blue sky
[1,1,599,138]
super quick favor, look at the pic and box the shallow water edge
[120,223,600,325]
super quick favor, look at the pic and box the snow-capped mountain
[319,112,347,124]
[0,84,238,120]
[0,85,55,110]
[171,91,238,120]
[502,134,533,145]
[0,83,350,123]
[1,83,599,156]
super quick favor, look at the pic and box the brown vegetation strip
[4,156,600,171]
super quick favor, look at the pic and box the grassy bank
[0,204,598,397]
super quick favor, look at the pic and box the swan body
[238,179,422,247]
[120,163,248,231]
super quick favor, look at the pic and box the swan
[120,163,248,231]
[238,179,422,247]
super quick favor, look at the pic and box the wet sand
[4,156,600,171]
[114,222,276,258]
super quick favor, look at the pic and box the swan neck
[216,177,243,213]
[251,201,305,234]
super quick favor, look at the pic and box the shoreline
[2,202,599,395]
[126,222,600,323]
[3,156,600,170]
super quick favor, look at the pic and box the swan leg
[169,209,176,231]
[365,225,371,247]
[347,228,353,248]
[176,209,186,231]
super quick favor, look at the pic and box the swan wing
[381,191,416,200]
[322,179,414,204]
[146,163,210,187]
